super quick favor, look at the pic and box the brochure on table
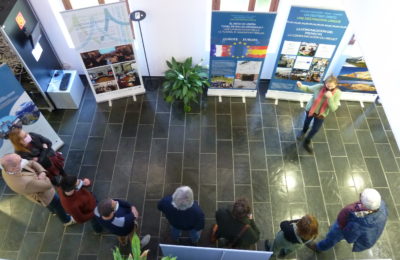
[61,2,145,104]
[267,7,348,102]
[0,64,63,157]
[209,11,276,99]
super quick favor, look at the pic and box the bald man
[0,153,75,226]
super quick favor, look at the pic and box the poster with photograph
[61,2,145,103]
[337,40,376,93]
[210,12,276,92]
[0,65,63,156]
[269,7,348,92]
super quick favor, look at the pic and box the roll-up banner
[209,11,276,98]
[269,7,348,94]
[61,2,145,103]
[0,64,63,157]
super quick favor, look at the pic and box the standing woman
[296,76,341,153]
[8,127,66,185]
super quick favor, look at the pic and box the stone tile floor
[0,84,399,260]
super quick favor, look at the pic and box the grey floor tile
[199,185,216,218]
[141,201,161,236]
[235,185,252,203]
[365,157,388,187]
[386,130,400,157]
[314,143,334,171]
[326,129,346,156]
[277,115,295,141]
[147,139,168,183]
[82,137,104,166]
[253,203,273,239]
[356,130,378,157]
[109,98,127,123]
[58,234,81,260]
[121,111,139,137]
[319,171,341,204]
[185,114,200,139]
[247,115,263,141]
[109,166,131,198]
[367,118,388,143]
[216,115,232,139]
[201,98,216,126]
[261,103,277,128]
[135,125,153,152]
[281,141,300,172]
[165,153,183,183]
[264,127,281,155]
[183,139,199,169]
[139,100,156,124]
[305,187,328,222]
[153,113,170,138]
[337,117,357,144]
[201,126,216,153]
[232,127,249,154]
[131,151,149,183]
[249,141,267,169]
[40,216,65,253]
[115,137,135,167]
[217,168,234,201]
[231,103,246,126]
[216,97,230,114]
[182,169,199,200]
[344,143,367,172]
[234,155,251,184]
[252,170,269,202]
[376,143,399,172]
[200,154,217,184]
[299,156,320,186]
[167,125,184,152]
[170,102,185,126]
[217,141,233,169]
[95,151,117,181]
[102,124,122,151]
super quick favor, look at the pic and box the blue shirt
[158,195,205,231]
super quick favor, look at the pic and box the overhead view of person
[307,188,388,253]
[58,175,102,233]
[296,75,341,153]
[0,153,75,226]
[264,215,319,258]
[95,198,150,247]
[214,198,260,249]
[8,127,67,185]
[158,186,205,245]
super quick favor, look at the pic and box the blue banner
[210,12,276,90]
[270,7,348,92]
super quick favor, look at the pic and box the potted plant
[163,57,210,112]
[113,233,149,260]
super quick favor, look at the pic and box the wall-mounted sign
[15,12,26,30]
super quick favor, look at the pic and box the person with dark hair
[158,186,205,245]
[1,153,75,226]
[296,75,341,154]
[265,215,319,257]
[215,198,260,249]
[58,175,102,233]
[307,188,388,253]
[94,198,150,246]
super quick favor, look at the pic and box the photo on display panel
[112,61,141,89]
[293,56,313,70]
[233,61,262,89]
[297,42,318,57]
[87,66,119,94]
[80,44,135,69]
[281,40,301,55]
[277,54,296,68]
[275,67,292,80]
[290,69,308,81]
[210,60,236,88]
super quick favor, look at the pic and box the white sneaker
[140,234,151,248]
[64,216,77,226]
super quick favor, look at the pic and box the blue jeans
[171,226,202,243]
[302,112,325,141]
[47,193,71,223]
[316,222,344,251]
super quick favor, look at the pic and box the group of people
[0,76,389,258]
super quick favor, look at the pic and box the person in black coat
[215,198,260,249]
[8,127,66,185]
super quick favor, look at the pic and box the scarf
[308,86,335,117]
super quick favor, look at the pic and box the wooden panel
[62,0,73,10]
[248,0,256,11]
[212,0,221,10]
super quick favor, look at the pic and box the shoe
[296,131,306,141]
[306,242,320,253]
[303,140,314,154]
[140,234,151,248]
[64,216,77,226]
[264,239,271,251]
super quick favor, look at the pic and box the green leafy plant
[163,57,210,112]
[161,257,177,260]
[113,233,149,260]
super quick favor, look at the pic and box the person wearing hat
[307,188,388,252]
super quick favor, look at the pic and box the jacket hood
[348,201,388,226]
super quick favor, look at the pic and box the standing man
[158,186,205,245]
[296,76,341,153]
[308,188,388,252]
[0,153,75,226]
[94,198,150,247]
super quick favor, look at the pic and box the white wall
[29,0,85,74]
[344,0,400,148]
[128,0,212,76]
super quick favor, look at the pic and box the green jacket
[299,83,341,117]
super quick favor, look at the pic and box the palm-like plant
[163,57,209,112]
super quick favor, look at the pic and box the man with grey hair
[0,153,75,226]
[158,186,205,245]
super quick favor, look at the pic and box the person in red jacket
[58,175,102,233]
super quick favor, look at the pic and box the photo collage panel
[275,41,335,82]
[82,44,141,94]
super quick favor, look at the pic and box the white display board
[160,244,273,260]
[61,2,145,104]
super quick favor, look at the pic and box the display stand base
[208,88,257,103]
[95,86,146,105]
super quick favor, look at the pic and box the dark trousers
[91,217,103,233]
[302,112,325,141]
[47,193,71,223]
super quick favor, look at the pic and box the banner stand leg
[274,99,279,106]
[218,96,222,103]
[242,96,246,103]
[108,100,112,107]
[359,100,364,108]
[132,95,137,102]
[300,101,304,108]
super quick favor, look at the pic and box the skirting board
[208,88,257,98]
